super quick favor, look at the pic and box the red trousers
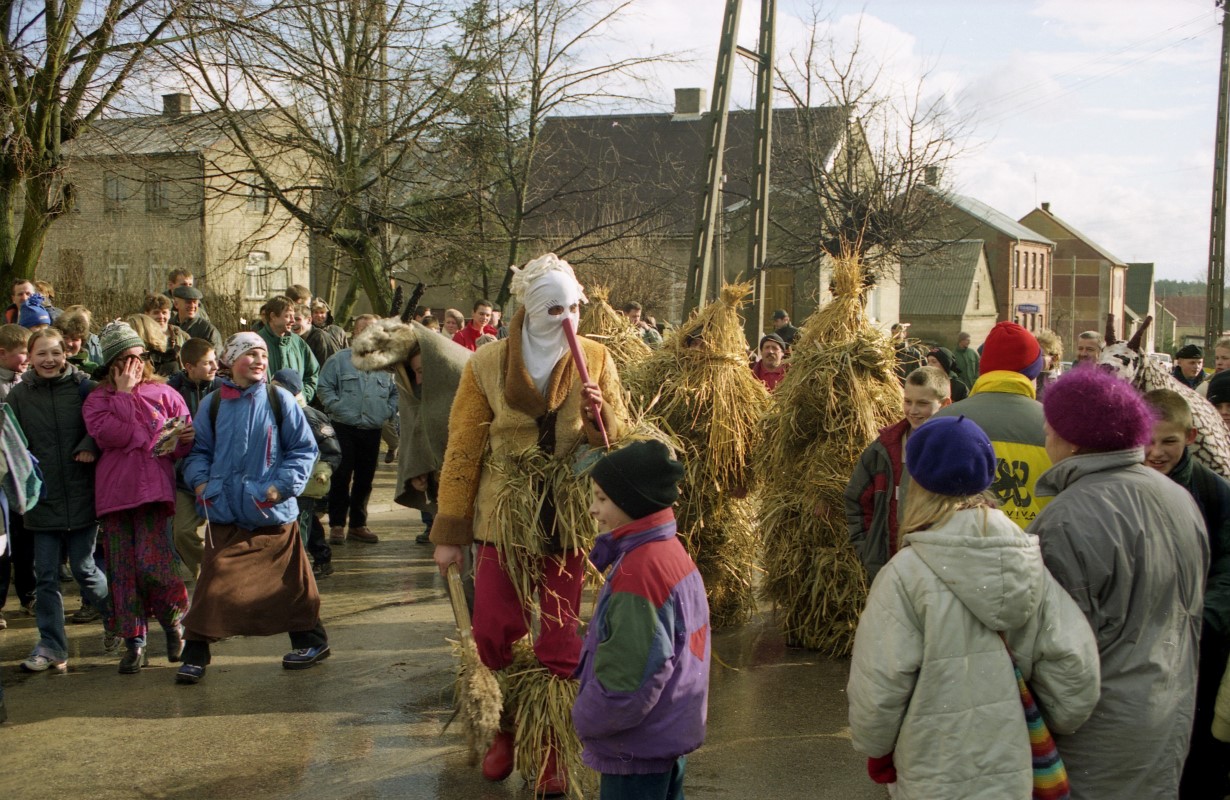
[472,543,584,678]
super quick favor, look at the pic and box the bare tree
[169,0,483,318]
[769,8,968,283]
[0,0,189,287]
[425,0,678,308]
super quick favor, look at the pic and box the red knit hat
[979,322,1044,378]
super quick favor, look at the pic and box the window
[1014,251,1020,287]
[244,251,287,299]
[246,178,269,214]
[107,252,130,289]
[104,174,124,212]
[973,280,980,310]
[145,173,169,213]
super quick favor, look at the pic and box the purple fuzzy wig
[1043,366,1156,452]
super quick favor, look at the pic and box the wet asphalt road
[0,462,884,800]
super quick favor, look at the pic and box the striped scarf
[1001,634,1070,799]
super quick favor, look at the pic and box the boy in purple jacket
[576,439,711,800]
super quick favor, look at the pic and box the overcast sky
[580,0,1223,282]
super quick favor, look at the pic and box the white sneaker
[20,654,67,673]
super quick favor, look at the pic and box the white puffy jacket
[847,507,1101,799]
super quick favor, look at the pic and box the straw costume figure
[757,256,901,654]
[576,286,653,372]
[623,283,770,629]
[431,253,629,798]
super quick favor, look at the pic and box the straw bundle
[623,283,770,628]
[578,286,653,370]
[756,255,901,655]
[504,641,594,799]
[485,444,598,617]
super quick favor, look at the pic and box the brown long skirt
[183,521,320,640]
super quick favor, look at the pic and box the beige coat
[432,308,627,548]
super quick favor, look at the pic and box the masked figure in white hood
[847,415,1100,800]
[432,254,629,796]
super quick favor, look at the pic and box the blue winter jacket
[182,379,318,529]
[572,508,711,775]
[316,347,397,430]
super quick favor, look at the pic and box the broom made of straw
[447,563,503,762]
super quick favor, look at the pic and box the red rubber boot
[481,730,515,782]
[535,746,568,797]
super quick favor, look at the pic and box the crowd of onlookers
[844,319,1230,798]
[0,271,434,703]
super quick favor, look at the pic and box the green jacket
[1168,448,1230,639]
[952,345,980,391]
[258,328,320,403]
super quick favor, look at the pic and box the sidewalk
[0,461,882,799]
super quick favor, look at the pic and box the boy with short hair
[0,324,30,403]
[167,338,223,579]
[845,366,952,581]
[1142,389,1230,797]
[575,439,709,800]
[53,308,99,376]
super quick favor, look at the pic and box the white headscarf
[510,254,586,396]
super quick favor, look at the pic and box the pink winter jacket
[83,381,191,517]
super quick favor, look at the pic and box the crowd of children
[0,276,350,687]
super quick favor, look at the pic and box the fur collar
[504,307,577,418]
[351,318,418,371]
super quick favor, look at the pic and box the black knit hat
[589,439,684,520]
[1176,344,1203,360]
[1209,371,1230,405]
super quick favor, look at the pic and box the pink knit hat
[1043,367,1155,452]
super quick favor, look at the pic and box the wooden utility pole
[1207,0,1230,353]
[742,0,777,343]
[684,0,743,315]
[684,0,779,324]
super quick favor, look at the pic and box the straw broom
[756,253,901,655]
[578,285,653,371]
[624,283,770,629]
[445,564,503,763]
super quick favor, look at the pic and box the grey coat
[1030,448,1208,799]
[5,366,98,531]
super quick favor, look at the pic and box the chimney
[924,165,940,186]
[672,88,706,120]
[162,93,193,117]
[1041,201,1051,212]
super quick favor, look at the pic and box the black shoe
[166,625,185,663]
[118,645,148,674]
[0,697,6,724]
[415,529,432,544]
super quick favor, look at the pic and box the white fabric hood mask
[510,254,586,396]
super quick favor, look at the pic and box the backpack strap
[208,383,284,434]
